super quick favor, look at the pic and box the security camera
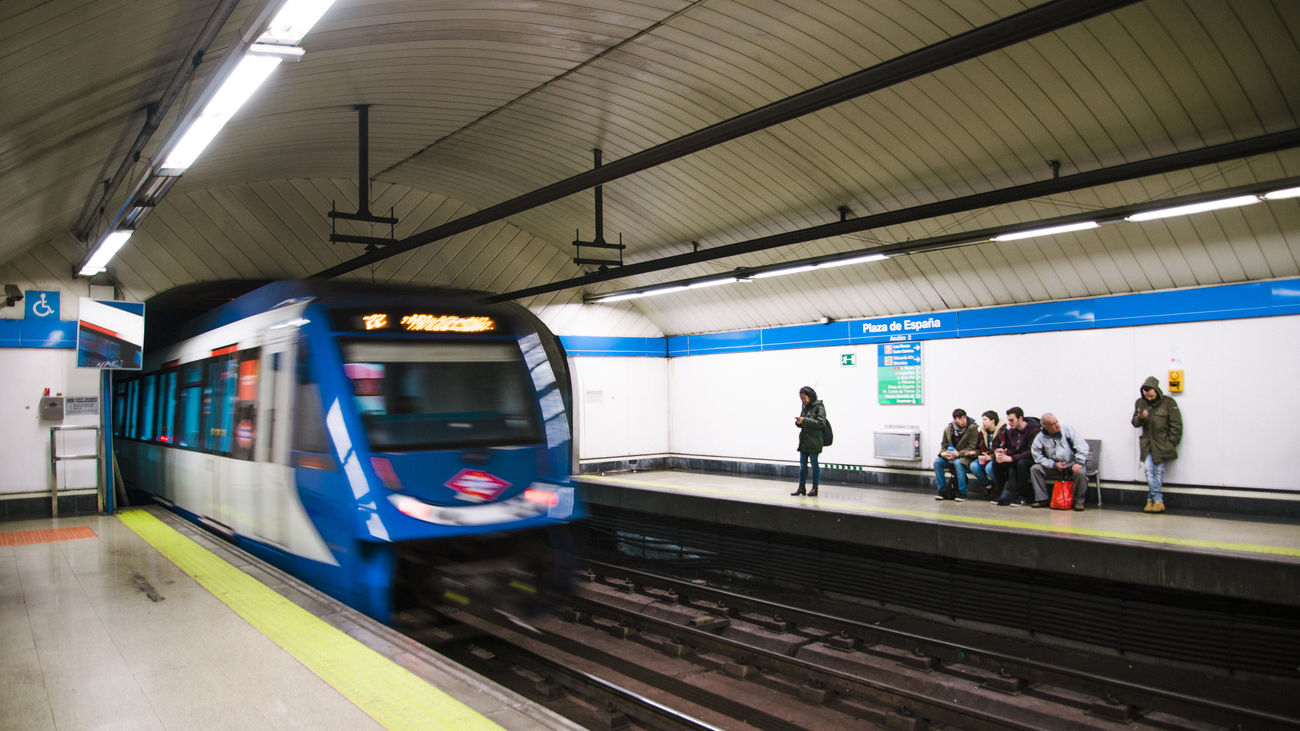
[3,284,21,308]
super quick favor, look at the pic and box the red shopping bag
[1050,480,1074,510]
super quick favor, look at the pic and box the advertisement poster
[878,342,922,405]
[76,298,145,370]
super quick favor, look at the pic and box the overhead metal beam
[312,0,1141,279]
[579,173,1300,301]
[486,128,1300,302]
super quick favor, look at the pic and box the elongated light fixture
[160,53,284,172]
[79,230,134,276]
[992,220,1099,242]
[752,264,817,279]
[814,253,889,269]
[77,0,337,278]
[1264,185,1300,200]
[1125,194,1261,222]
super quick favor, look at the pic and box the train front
[295,296,580,623]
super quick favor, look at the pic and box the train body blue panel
[113,281,581,621]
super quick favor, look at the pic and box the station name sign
[853,313,954,343]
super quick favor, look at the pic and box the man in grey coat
[1028,412,1089,510]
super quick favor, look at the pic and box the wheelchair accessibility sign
[25,290,58,319]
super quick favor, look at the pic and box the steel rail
[584,559,1300,728]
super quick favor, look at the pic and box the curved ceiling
[2,0,1298,335]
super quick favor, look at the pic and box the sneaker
[1007,501,1020,507]
[1029,501,1049,508]
[954,497,967,502]
[934,495,945,501]
[1072,504,1085,511]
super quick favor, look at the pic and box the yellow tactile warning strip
[580,474,1300,560]
[0,526,97,546]
[117,510,500,731]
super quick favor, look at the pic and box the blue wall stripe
[0,319,76,349]
[560,335,667,357]
[7,279,1298,356]
[586,278,1300,358]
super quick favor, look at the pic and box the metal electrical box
[39,396,64,421]
[874,429,921,460]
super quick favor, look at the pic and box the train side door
[257,332,296,545]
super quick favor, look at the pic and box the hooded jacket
[796,386,827,454]
[1132,376,1182,463]
[939,419,981,458]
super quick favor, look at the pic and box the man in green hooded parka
[1131,376,1182,513]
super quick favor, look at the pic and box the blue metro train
[113,280,581,622]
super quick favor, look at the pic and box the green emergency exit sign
[840,353,856,367]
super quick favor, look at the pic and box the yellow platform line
[579,474,1300,560]
[118,509,500,731]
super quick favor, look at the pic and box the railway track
[406,560,1300,729]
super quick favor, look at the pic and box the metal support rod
[486,128,1300,302]
[73,0,241,240]
[358,104,371,217]
[312,0,1140,279]
[593,148,604,243]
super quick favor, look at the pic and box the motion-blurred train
[113,280,581,622]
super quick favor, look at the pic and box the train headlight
[523,488,559,507]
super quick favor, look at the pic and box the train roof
[148,280,500,350]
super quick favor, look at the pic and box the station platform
[575,470,1300,608]
[0,507,577,731]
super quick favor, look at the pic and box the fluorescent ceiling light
[1126,195,1260,222]
[597,285,689,303]
[248,43,306,61]
[815,253,889,269]
[160,53,283,172]
[259,0,337,45]
[752,264,817,279]
[1263,186,1300,200]
[686,277,736,289]
[992,221,1099,242]
[79,230,134,275]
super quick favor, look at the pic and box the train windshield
[341,340,541,450]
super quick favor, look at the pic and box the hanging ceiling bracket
[328,104,399,252]
[572,148,625,268]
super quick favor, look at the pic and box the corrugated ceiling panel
[3,0,1299,340]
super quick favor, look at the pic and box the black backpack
[822,415,834,447]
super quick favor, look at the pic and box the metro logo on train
[446,470,511,502]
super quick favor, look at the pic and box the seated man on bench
[1029,412,1089,511]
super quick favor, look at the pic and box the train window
[158,371,177,444]
[207,355,239,455]
[293,339,330,454]
[126,380,139,439]
[230,349,260,461]
[113,382,126,437]
[139,374,157,441]
[177,363,204,448]
[340,341,542,451]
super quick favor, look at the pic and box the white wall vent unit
[874,429,922,460]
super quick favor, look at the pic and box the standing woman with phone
[792,386,827,497]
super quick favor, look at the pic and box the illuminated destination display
[338,309,498,333]
[399,314,495,333]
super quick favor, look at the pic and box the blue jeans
[1144,454,1166,502]
[970,459,995,491]
[933,456,971,497]
[799,451,820,488]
